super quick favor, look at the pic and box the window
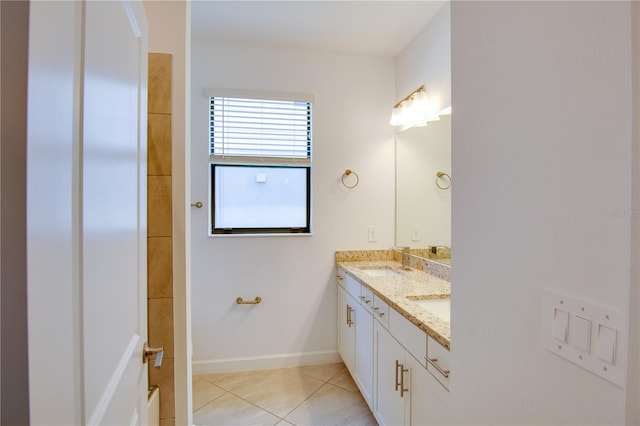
[209,92,313,235]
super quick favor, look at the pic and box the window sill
[208,232,313,238]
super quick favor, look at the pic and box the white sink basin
[411,298,450,322]
[359,268,402,278]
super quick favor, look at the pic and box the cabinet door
[406,355,451,426]
[374,322,407,426]
[353,300,374,407]
[338,286,356,371]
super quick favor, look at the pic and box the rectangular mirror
[395,115,451,262]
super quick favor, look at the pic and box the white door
[26,1,149,424]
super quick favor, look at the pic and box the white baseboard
[191,350,341,375]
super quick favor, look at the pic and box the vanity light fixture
[390,85,451,128]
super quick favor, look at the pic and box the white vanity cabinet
[337,272,374,407]
[372,294,389,328]
[338,267,451,425]
[338,285,356,372]
[426,335,451,390]
[374,321,410,426]
[353,296,374,404]
[408,354,452,426]
[374,320,451,426]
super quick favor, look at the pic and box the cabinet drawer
[388,309,427,368]
[345,274,362,299]
[426,335,450,390]
[372,295,389,328]
[359,286,374,312]
[336,268,346,288]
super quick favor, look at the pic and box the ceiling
[191,1,447,57]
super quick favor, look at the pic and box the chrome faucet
[401,246,411,270]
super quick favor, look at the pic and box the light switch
[573,315,591,353]
[256,173,267,183]
[595,324,616,364]
[543,289,627,387]
[552,308,569,343]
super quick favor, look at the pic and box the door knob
[143,342,164,368]
[190,201,203,208]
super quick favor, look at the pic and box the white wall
[450,2,634,424]
[190,38,395,371]
[628,3,640,422]
[396,2,450,114]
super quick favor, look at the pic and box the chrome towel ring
[436,172,451,190]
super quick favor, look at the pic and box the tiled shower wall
[147,53,175,426]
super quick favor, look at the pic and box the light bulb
[412,90,429,110]
[390,106,403,126]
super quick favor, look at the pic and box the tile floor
[192,362,378,425]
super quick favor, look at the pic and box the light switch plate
[543,289,627,388]
[368,226,378,242]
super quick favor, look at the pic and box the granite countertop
[337,260,451,349]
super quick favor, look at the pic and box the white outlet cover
[543,289,627,388]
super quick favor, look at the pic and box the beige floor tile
[294,362,345,382]
[275,420,295,426]
[200,369,274,391]
[193,393,281,426]
[328,367,359,393]
[230,369,325,418]
[283,383,377,426]
[192,377,226,411]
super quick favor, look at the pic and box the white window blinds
[209,96,312,162]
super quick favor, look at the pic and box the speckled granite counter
[336,258,451,350]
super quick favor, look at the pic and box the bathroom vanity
[336,249,452,426]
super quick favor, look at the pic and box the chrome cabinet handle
[143,343,164,368]
[374,307,385,317]
[336,275,343,280]
[426,356,450,378]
